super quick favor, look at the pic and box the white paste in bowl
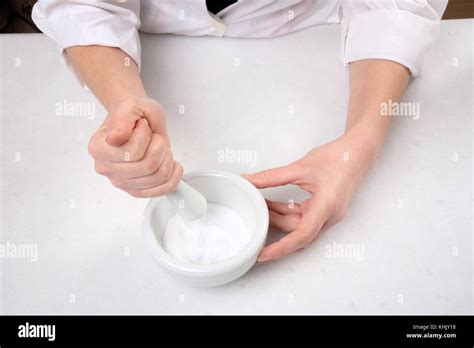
[162,203,252,265]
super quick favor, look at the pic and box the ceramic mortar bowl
[142,170,269,287]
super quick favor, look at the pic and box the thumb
[242,163,302,189]
[105,117,139,147]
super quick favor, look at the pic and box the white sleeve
[340,0,448,76]
[32,0,141,89]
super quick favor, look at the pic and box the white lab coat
[32,0,447,88]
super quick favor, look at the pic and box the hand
[88,97,183,197]
[243,132,379,262]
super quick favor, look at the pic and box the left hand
[242,131,379,262]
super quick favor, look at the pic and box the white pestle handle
[166,180,207,221]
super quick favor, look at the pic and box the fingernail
[258,255,271,262]
[107,127,119,134]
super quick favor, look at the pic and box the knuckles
[125,122,152,162]
[170,162,183,189]
[109,179,125,190]
[156,154,174,182]
[127,189,145,198]
[94,162,109,176]
[124,142,144,162]
[87,138,98,158]
[141,135,167,175]
[120,162,182,199]
[143,157,160,176]
[90,121,182,198]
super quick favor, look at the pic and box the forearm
[344,59,411,154]
[65,45,147,110]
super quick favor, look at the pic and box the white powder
[162,203,252,265]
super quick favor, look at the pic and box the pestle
[166,180,208,221]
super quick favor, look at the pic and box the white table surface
[0,19,472,314]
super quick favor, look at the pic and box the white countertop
[0,19,472,314]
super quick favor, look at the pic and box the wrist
[106,93,149,111]
[345,119,388,154]
[340,126,384,171]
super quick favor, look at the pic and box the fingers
[96,134,168,179]
[104,113,140,147]
[266,199,301,215]
[266,199,302,233]
[88,97,179,198]
[242,162,303,189]
[102,97,168,147]
[126,161,183,198]
[258,198,331,262]
[140,98,168,137]
[269,210,300,233]
[110,149,175,190]
[258,231,313,262]
[91,118,152,162]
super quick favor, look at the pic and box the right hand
[88,97,183,198]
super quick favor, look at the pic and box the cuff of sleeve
[33,7,141,90]
[340,9,440,76]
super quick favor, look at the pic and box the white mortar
[142,170,269,287]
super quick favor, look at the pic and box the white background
[0,19,472,314]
